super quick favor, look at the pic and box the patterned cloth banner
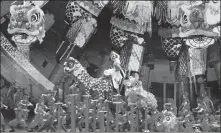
[120,43,144,72]
[207,42,220,66]
[189,48,207,76]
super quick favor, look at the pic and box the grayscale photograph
[0,0,220,132]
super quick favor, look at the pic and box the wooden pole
[55,102,62,132]
[114,94,121,109]
[83,95,90,132]
[104,100,111,132]
[56,82,60,102]
[181,81,184,95]
[174,82,178,109]
[144,108,148,131]
[162,76,167,105]
[114,94,121,101]
[99,97,104,111]
[130,104,136,132]
[114,102,121,132]
[62,79,66,103]
[200,82,205,96]
[146,66,151,92]
[189,77,193,108]
[136,107,140,132]
[205,87,212,99]
[29,83,32,100]
[180,82,185,106]
[193,76,198,95]
[91,100,98,132]
[99,111,107,132]
[70,94,78,132]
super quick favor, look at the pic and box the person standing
[28,97,48,132]
[18,94,33,120]
[8,106,28,132]
[0,97,8,132]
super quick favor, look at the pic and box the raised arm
[34,104,39,114]
[0,102,8,109]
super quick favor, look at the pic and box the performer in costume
[160,111,179,132]
[104,51,125,94]
[28,97,49,131]
[49,101,68,132]
[193,98,207,123]
[62,98,72,127]
[178,109,195,132]
[165,99,177,116]
[162,103,173,113]
[146,107,164,132]
[18,94,33,120]
[214,105,220,123]
[201,91,214,114]
[13,87,25,107]
[8,106,28,132]
[41,90,56,106]
[6,82,17,108]
[0,97,8,132]
[123,72,157,109]
[178,93,190,117]
[36,109,56,132]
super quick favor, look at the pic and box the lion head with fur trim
[7,2,45,44]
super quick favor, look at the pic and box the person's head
[149,107,157,114]
[182,91,189,99]
[23,94,29,100]
[201,91,208,98]
[197,99,205,107]
[164,103,172,111]
[47,89,54,95]
[39,97,44,103]
[130,71,139,80]
[110,51,119,61]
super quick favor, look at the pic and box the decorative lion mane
[123,76,158,109]
[7,2,45,44]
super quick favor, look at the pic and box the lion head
[7,2,45,44]
[64,57,85,75]
[156,1,220,46]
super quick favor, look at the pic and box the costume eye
[182,13,188,24]
[28,8,43,25]
[166,116,170,121]
[212,0,218,3]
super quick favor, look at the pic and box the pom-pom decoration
[123,76,158,109]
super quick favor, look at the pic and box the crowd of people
[0,52,220,132]
[0,84,220,132]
